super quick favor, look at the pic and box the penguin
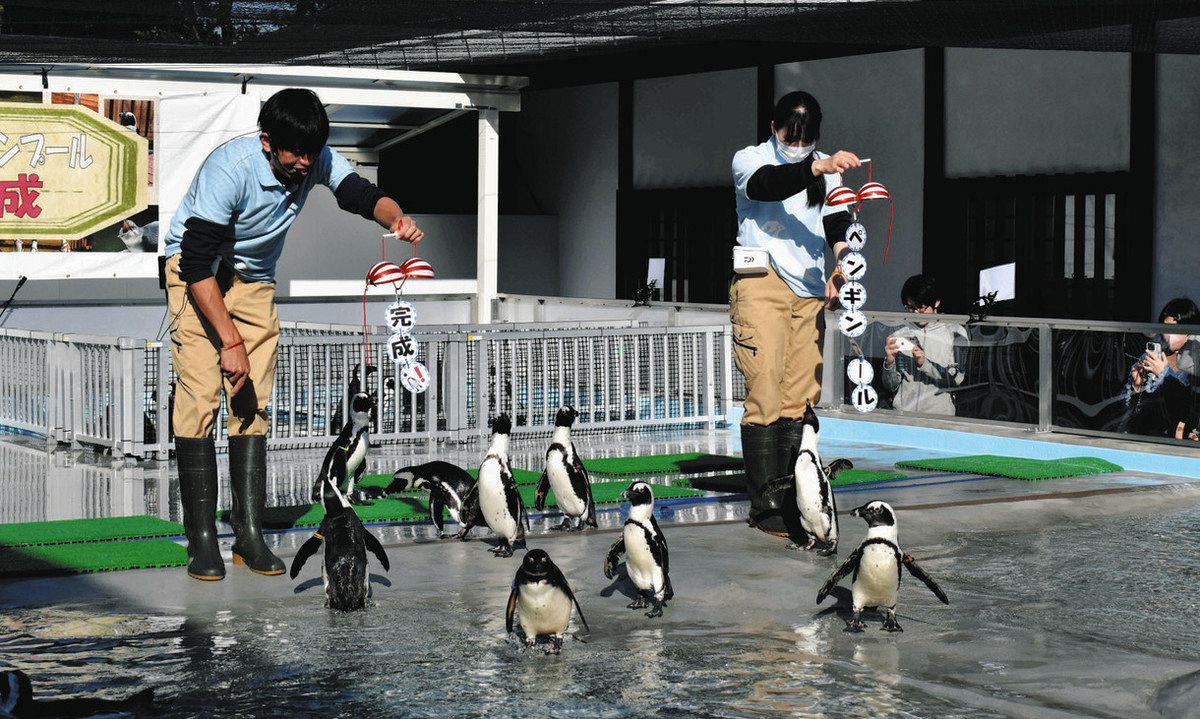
[816,501,949,632]
[535,406,597,531]
[767,401,852,555]
[604,480,674,618]
[506,548,590,654]
[0,669,154,718]
[291,467,391,612]
[312,392,374,504]
[387,460,478,538]
[457,414,528,557]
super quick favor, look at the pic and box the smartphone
[1146,341,1162,356]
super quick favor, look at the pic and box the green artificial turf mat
[219,497,433,530]
[672,473,747,493]
[0,516,184,548]
[895,455,1122,481]
[583,453,742,477]
[0,539,187,577]
[831,469,908,486]
[524,481,703,507]
[359,467,542,492]
[226,478,707,531]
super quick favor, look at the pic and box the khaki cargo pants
[730,266,824,426]
[165,254,279,439]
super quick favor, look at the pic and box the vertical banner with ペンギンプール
[0,97,155,279]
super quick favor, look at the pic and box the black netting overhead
[3,1,1200,68]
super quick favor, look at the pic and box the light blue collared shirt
[164,135,354,283]
[732,138,844,298]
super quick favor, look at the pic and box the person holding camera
[1121,297,1198,437]
[730,90,861,539]
[881,275,965,415]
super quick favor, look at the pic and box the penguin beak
[850,504,866,518]
[620,490,630,500]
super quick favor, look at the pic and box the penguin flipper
[549,565,590,634]
[650,515,669,576]
[363,530,390,572]
[903,554,949,604]
[457,484,481,536]
[603,536,625,579]
[823,458,854,480]
[290,533,324,579]
[505,585,519,634]
[429,487,446,534]
[534,470,551,511]
[817,549,861,604]
[764,474,795,495]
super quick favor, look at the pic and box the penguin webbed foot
[627,596,648,610]
[645,601,664,619]
[492,542,515,558]
[844,611,867,632]
[547,636,564,655]
[550,517,573,532]
[816,542,837,557]
[881,608,903,632]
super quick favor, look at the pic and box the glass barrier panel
[842,317,1039,424]
[1054,328,1200,442]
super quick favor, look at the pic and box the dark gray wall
[516,83,618,299]
[1154,54,1200,315]
[945,48,1131,177]
[632,68,757,189]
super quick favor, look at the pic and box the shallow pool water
[3,494,1200,717]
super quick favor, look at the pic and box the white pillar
[475,109,500,324]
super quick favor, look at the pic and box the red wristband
[221,339,244,352]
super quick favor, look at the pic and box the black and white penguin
[790,401,841,555]
[1,669,154,718]
[457,414,528,557]
[506,548,590,653]
[312,392,374,504]
[816,500,949,632]
[535,406,597,531]
[291,470,391,612]
[604,480,674,617]
[387,460,478,538]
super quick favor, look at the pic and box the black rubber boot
[227,435,285,576]
[742,423,789,537]
[175,436,225,581]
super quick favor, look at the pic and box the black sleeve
[334,172,388,222]
[823,210,853,251]
[745,156,820,201]
[179,217,228,284]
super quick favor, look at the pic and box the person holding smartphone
[881,274,965,415]
[1120,297,1199,436]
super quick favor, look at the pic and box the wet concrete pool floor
[1,427,1199,718]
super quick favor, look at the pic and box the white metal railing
[1,319,733,458]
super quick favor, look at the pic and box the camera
[892,336,916,355]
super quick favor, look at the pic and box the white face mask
[1164,333,1187,351]
[777,140,816,163]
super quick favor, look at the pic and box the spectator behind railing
[881,275,967,416]
[1120,297,1199,438]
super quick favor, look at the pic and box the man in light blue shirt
[729,90,861,543]
[165,88,423,582]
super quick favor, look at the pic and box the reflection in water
[0,439,165,523]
